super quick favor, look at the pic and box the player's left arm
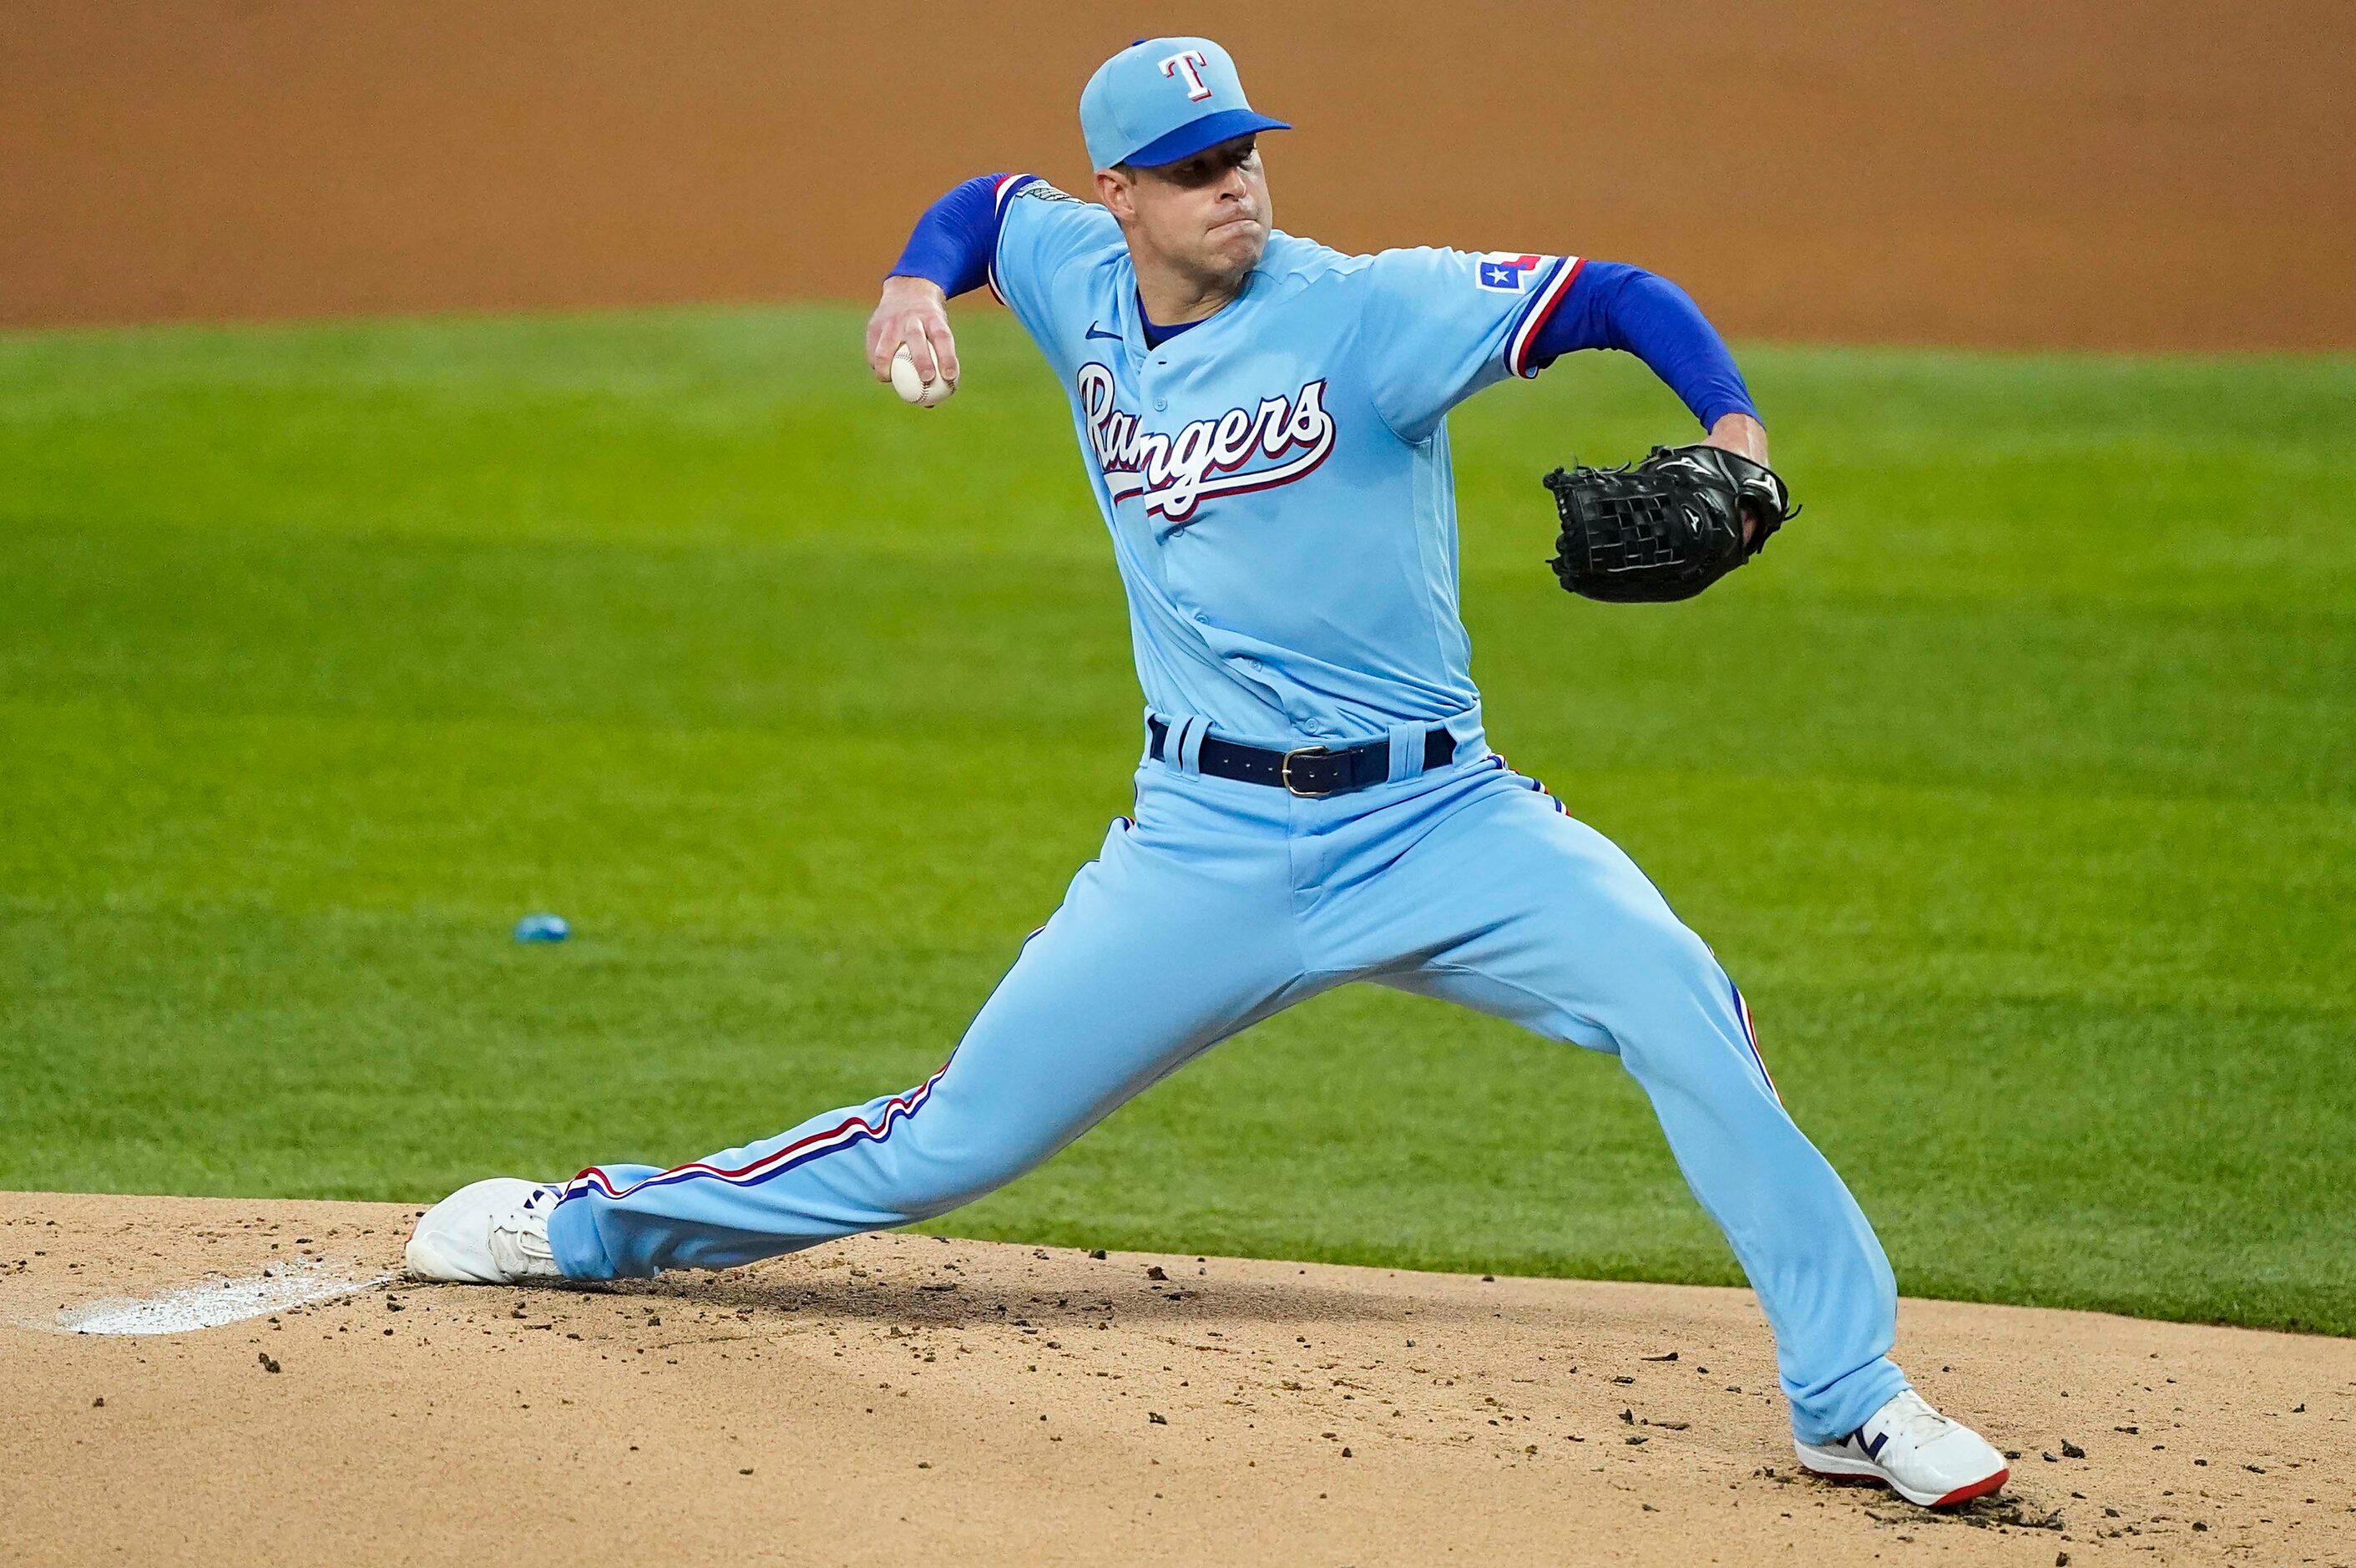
[1535,261,1762,445]
[1526,260,1769,529]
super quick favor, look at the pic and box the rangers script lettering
[1078,361,1335,522]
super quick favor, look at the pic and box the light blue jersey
[988,175,1580,746]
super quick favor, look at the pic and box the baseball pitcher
[409,37,2008,1510]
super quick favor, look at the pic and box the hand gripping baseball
[1542,443,1798,604]
[867,276,959,407]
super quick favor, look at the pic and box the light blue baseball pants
[547,735,1907,1442]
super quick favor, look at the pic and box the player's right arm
[867,175,1124,382]
[866,175,1006,385]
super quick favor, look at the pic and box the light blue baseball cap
[1079,37,1290,170]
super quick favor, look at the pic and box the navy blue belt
[1148,716,1457,798]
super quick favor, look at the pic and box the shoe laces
[491,1185,562,1259]
[1872,1389,1956,1448]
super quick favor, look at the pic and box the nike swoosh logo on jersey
[1085,323,1123,341]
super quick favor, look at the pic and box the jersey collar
[1120,270,1260,360]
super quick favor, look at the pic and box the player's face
[1105,135,1272,290]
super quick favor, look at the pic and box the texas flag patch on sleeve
[1476,252,1550,291]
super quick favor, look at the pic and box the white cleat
[1795,1389,2010,1509]
[405,1177,568,1284]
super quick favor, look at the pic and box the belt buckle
[1280,746,1335,797]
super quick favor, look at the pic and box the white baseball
[889,342,956,408]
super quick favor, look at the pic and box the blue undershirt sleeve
[887,175,1009,299]
[1529,261,1759,429]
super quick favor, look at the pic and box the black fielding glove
[1544,443,1797,603]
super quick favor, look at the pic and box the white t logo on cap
[1159,49,1213,101]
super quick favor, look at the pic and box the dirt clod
[1954,1499,2065,1533]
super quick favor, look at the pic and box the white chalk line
[47,1259,396,1335]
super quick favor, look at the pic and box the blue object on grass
[513,913,570,943]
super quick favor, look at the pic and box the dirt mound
[5,1,2352,346]
[4,1193,2349,1565]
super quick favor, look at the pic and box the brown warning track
[4,2,2353,347]
[4,1193,2352,1565]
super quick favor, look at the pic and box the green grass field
[3,307,2350,1334]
